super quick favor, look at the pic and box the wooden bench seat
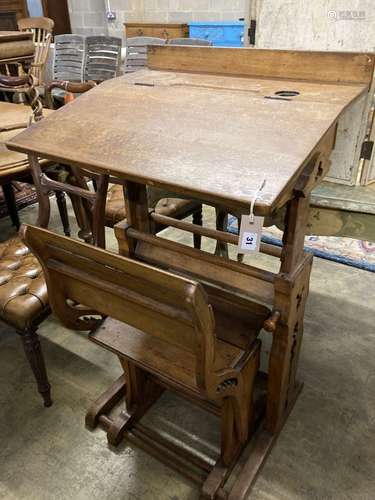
[90,317,246,395]
[22,223,269,473]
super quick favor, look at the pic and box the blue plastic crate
[188,21,245,47]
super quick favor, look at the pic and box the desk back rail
[148,46,375,87]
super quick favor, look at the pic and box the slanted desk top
[7,47,374,214]
[12,48,375,499]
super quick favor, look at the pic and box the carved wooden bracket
[293,152,331,199]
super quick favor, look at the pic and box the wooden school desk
[7,46,374,498]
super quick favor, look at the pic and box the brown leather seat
[0,237,48,331]
[105,184,201,227]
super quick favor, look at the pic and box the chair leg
[220,342,261,466]
[215,208,229,258]
[2,183,20,230]
[104,358,162,446]
[20,328,52,407]
[192,207,203,249]
[55,191,71,236]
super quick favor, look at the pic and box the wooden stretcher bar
[150,211,283,258]
[127,228,276,304]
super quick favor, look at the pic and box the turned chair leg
[55,191,71,237]
[20,328,52,407]
[2,183,20,230]
[192,207,203,249]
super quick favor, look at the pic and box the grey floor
[0,199,374,500]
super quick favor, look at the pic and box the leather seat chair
[105,184,203,248]
[0,237,51,406]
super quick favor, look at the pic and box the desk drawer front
[125,24,188,40]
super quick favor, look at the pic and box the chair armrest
[0,74,29,88]
[46,80,97,109]
[47,80,97,94]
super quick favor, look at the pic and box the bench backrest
[22,224,216,384]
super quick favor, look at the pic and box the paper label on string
[238,215,264,254]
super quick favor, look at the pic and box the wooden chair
[17,17,54,87]
[0,102,69,232]
[0,161,110,408]
[125,36,166,73]
[22,224,270,496]
[48,34,86,105]
[105,184,203,249]
[0,236,51,406]
[168,38,213,46]
[28,155,109,248]
[48,35,121,106]
[84,36,122,82]
[52,34,86,83]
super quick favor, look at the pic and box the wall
[68,0,108,36]
[68,0,246,39]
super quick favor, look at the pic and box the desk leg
[2,183,20,229]
[116,181,150,257]
[266,196,311,434]
[28,155,51,228]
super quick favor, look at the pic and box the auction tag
[238,215,264,254]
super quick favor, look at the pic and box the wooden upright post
[266,195,312,433]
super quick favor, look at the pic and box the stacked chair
[124,36,166,74]
[48,34,122,107]
[124,36,212,73]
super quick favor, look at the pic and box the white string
[249,178,266,223]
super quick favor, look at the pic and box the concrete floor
[0,199,374,500]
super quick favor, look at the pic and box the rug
[228,217,375,272]
[0,182,38,219]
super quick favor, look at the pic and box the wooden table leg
[266,195,312,434]
[116,180,150,257]
[28,154,51,228]
[2,183,20,229]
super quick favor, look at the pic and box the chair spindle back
[17,17,54,85]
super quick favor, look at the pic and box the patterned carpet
[228,217,375,272]
[0,182,38,219]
